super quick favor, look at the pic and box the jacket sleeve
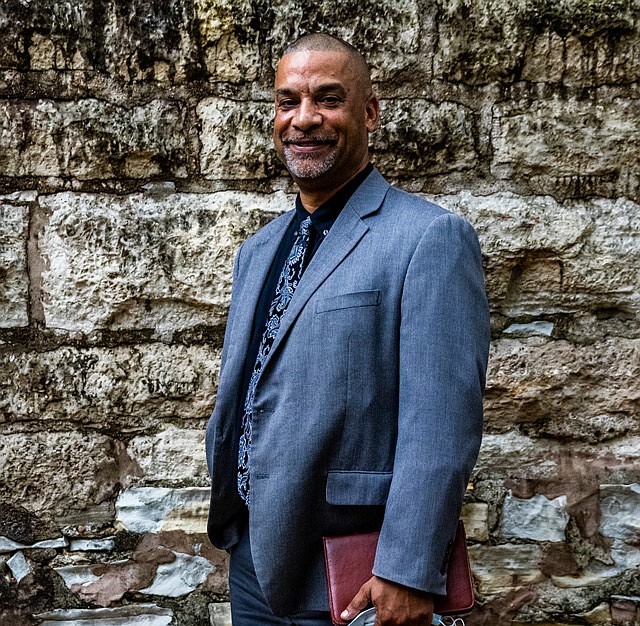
[372,211,490,594]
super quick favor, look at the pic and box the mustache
[282,134,338,145]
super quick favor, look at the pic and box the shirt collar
[294,163,374,236]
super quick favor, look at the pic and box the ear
[364,93,380,133]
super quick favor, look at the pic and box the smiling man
[205,34,490,626]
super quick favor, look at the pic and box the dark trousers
[229,522,333,626]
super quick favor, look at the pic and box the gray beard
[283,145,337,179]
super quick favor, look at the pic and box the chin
[284,155,337,181]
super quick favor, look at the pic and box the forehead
[274,49,357,91]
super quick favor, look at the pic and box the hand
[341,575,434,626]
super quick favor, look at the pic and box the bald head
[282,33,372,94]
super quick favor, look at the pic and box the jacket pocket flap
[326,470,393,505]
[316,289,380,313]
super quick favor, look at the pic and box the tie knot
[300,216,312,235]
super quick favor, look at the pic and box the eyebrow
[275,83,348,97]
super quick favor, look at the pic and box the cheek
[273,112,287,132]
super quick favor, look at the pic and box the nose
[292,98,322,131]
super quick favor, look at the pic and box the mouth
[283,136,337,153]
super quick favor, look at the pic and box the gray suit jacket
[206,169,490,615]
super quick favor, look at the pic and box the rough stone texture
[484,338,640,440]
[51,530,227,608]
[266,0,423,83]
[0,431,139,523]
[115,488,210,534]
[0,192,32,328]
[500,492,569,542]
[139,551,215,597]
[372,100,477,179]
[100,1,200,85]
[195,0,261,83]
[468,543,547,594]
[36,605,173,626]
[0,344,221,425]
[208,602,232,626]
[491,97,640,192]
[461,502,490,542]
[128,428,209,485]
[3,1,640,624]
[599,484,640,542]
[434,193,640,319]
[198,98,280,180]
[0,100,188,179]
[37,191,285,333]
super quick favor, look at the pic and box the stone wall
[1,1,639,625]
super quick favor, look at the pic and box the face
[273,49,379,192]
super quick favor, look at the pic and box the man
[206,33,490,626]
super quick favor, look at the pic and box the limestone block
[552,539,640,588]
[0,344,220,424]
[198,98,279,179]
[561,198,640,313]
[267,0,422,82]
[36,605,173,626]
[475,434,640,492]
[0,537,67,554]
[0,194,31,327]
[491,98,640,186]
[599,484,640,541]
[485,338,640,440]
[140,551,215,597]
[128,428,208,484]
[55,564,102,589]
[195,0,261,82]
[0,99,187,179]
[433,0,640,85]
[115,487,210,534]
[503,321,554,337]
[0,500,62,544]
[434,192,640,316]
[468,543,546,595]
[7,551,31,583]
[69,537,115,552]
[579,603,613,626]
[433,0,528,84]
[521,30,640,87]
[461,502,489,541]
[0,0,94,70]
[0,431,138,522]
[209,602,232,626]
[55,531,228,606]
[37,191,284,332]
[101,0,199,83]
[500,491,569,542]
[475,432,560,477]
[372,100,477,178]
[611,598,640,625]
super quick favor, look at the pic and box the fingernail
[341,610,350,619]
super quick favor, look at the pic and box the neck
[296,161,369,214]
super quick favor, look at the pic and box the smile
[283,138,337,153]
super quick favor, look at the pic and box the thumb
[341,577,374,622]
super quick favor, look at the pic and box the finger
[341,578,373,621]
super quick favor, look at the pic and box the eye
[319,95,341,107]
[277,98,298,110]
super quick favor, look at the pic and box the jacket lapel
[262,169,390,369]
[217,211,294,417]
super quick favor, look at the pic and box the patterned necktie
[237,216,313,505]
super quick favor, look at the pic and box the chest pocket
[315,289,380,313]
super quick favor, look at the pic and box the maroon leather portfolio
[323,521,474,625]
